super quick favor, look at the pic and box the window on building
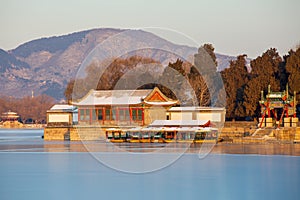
[85,109,90,121]
[79,109,91,121]
[119,109,125,121]
[137,109,142,121]
[80,109,85,121]
[97,109,103,120]
[91,109,97,121]
[132,109,137,120]
[125,109,130,121]
[112,109,117,120]
[105,108,111,120]
[118,108,130,121]
[131,108,143,121]
[104,108,117,120]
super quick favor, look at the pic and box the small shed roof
[49,104,77,112]
[1,111,19,118]
[168,107,225,112]
[149,120,211,127]
[2,111,18,115]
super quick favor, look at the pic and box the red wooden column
[285,107,289,118]
[116,107,119,124]
[142,108,145,126]
[129,107,132,125]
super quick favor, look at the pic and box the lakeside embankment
[1,121,300,156]
[0,121,45,129]
[0,128,300,156]
[1,141,300,156]
[42,121,300,144]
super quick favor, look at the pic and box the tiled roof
[72,88,179,106]
[72,89,152,106]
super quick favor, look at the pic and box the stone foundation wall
[2,121,24,128]
[44,127,70,140]
[219,127,251,143]
[224,121,257,128]
[295,127,300,142]
[274,128,296,141]
[70,126,106,141]
[43,122,299,143]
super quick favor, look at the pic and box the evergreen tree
[194,44,223,106]
[160,59,194,105]
[221,55,248,120]
[202,43,217,66]
[243,48,282,118]
[285,47,300,96]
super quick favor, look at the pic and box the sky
[0,0,299,58]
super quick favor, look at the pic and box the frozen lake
[0,129,299,200]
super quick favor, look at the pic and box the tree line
[0,95,55,123]
[64,53,213,107]
[2,44,298,123]
[221,47,300,120]
[64,44,300,121]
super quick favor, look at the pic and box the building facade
[259,85,298,128]
[72,87,179,127]
[1,111,20,122]
[167,107,226,123]
[46,104,78,127]
[44,88,227,140]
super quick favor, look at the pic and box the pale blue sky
[0,0,299,57]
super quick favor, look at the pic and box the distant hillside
[0,28,239,101]
[11,30,90,58]
[0,48,30,72]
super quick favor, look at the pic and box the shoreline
[1,127,300,156]
[0,125,45,129]
[0,141,300,156]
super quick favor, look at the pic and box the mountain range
[0,28,238,101]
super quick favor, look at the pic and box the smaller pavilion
[1,111,20,122]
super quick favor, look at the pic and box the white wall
[170,111,224,122]
[170,112,193,120]
[48,114,70,123]
[73,112,78,123]
[196,112,221,122]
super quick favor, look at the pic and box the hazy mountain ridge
[11,30,91,57]
[0,48,30,72]
[0,28,238,100]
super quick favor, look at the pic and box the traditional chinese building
[72,87,179,128]
[259,85,298,128]
[166,107,226,123]
[46,104,78,127]
[1,111,20,122]
[44,87,228,141]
